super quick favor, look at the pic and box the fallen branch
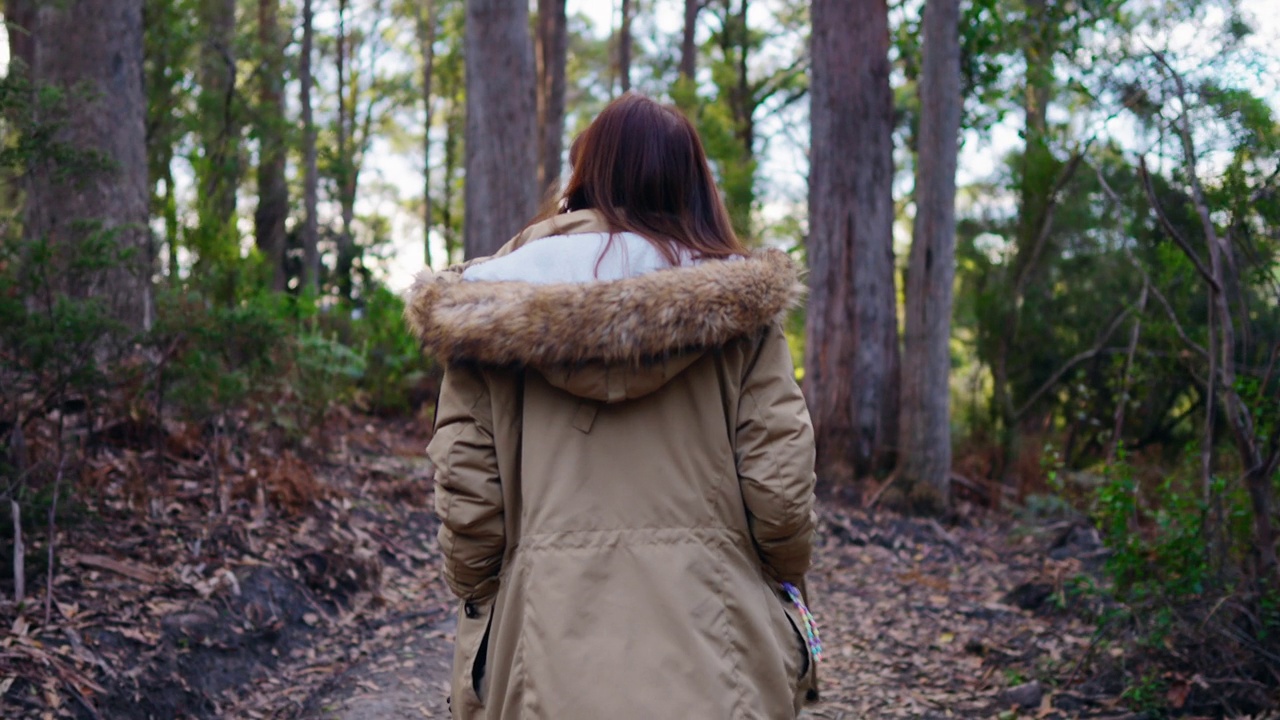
[948,472,1017,505]
[863,470,899,509]
[12,499,24,604]
[55,669,104,720]
[45,453,66,626]
[67,553,162,585]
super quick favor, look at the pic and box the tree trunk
[536,0,568,204]
[7,0,152,331]
[805,0,900,484]
[1138,53,1280,579]
[417,0,436,268]
[1177,104,1277,579]
[721,0,754,239]
[163,166,180,279]
[300,0,320,294]
[255,0,289,291]
[142,0,185,282]
[900,0,962,512]
[680,0,699,80]
[618,0,633,93]
[195,0,240,267]
[1106,282,1147,465]
[443,98,462,264]
[335,0,357,299]
[464,0,538,259]
[994,0,1059,478]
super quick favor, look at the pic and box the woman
[405,93,818,720]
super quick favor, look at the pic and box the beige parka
[405,210,818,720]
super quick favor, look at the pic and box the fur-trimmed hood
[404,210,803,400]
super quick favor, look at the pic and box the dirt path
[301,617,454,719]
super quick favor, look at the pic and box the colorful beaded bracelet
[781,581,823,662]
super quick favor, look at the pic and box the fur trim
[404,249,803,366]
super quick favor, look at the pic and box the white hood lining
[461,232,701,285]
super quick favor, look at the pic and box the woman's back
[405,94,818,720]
[409,212,816,719]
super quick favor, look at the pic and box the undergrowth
[1046,447,1280,716]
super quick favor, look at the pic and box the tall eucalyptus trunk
[900,0,962,512]
[195,0,241,271]
[805,0,900,483]
[300,0,320,293]
[464,0,538,258]
[680,0,700,80]
[417,0,437,267]
[618,0,633,93]
[255,0,289,291]
[5,0,152,331]
[536,0,568,204]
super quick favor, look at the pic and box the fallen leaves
[1,413,446,719]
[801,505,1134,719]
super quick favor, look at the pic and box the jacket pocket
[777,589,813,684]
[452,596,495,717]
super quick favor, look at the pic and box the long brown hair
[544,93,747,262]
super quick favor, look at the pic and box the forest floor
[0,413,1154,719]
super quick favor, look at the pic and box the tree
[618,0,633,93]
[1132,52,1280,582]
[432,0,466,265]
[323,0,413,300]
[416,0,437,266]
[706,0,756,238]
[5,0,152,331]
[300,0,320,293]
[805,0,899,483]
[959,0,1125,478]
[255,0,289,291]
[194,0,242,275]
[143,0,197,280]
[333,0,355,296]
[536,0,568,203]
[464,0,538,259]
[680,0,700,81]
[900,0,962,511]
[690,0,807,240]
[988,0,1063,476]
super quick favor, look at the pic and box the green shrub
[152,288,290,422]
[312,286,436,415]
[288,328,366,429]
[1071,448,1278,715]
[1092,450,1255,602]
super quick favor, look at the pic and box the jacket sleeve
[427,362,504,601]
[735,325,817,586]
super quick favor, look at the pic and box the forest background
[1,0,1280,715]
